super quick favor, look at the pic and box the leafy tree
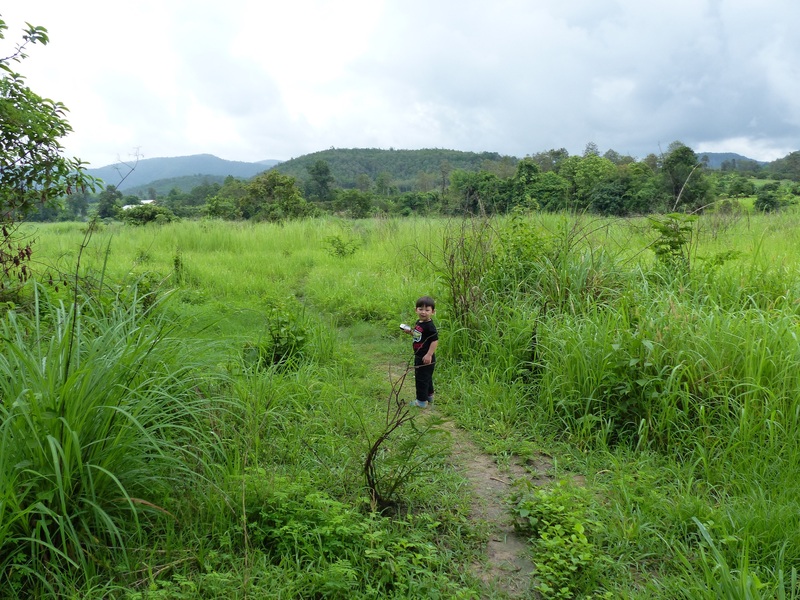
[394,191,438,216]
[531,171,570,211]
[603,149,634,165]
[65,190,90,219]
[305,159,335,201]
[122,203,177,225]
[355,173,372,192]
[214,175,248,205]
[375,171,394,196]
[583,141,600,157]
[589,181,627,216]
[413,171,437,193]
[1,17,97,290]
[448,169,506,214]
[528,148,570,173]
[241,171,312,221]
[725,174,756,198]
[642,153,660,173]
[96,185,123,218]
[766,151,800,181]
[573,155,617,209]
[754,182,780,212]
[439,160,452,197]
[185,180,221,206]
[617,161,658,214]
[661,142,713,211]
[335,189,373,218]
[203,194,239,220]
[509,157,541,209]
[557,155,583,205]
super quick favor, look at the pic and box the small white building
[121,199,156,210]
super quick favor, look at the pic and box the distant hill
[271,148,514,190]
[126,175,230,198]
[696,152,766,169]
[87,154,280,191]
[84,148,797,197]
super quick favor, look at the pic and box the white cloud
[2,0,798,166]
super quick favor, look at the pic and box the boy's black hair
[415,296,435,309]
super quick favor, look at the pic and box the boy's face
[415,304,435,322]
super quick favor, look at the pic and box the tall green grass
[0,283,226,596]
[20,214,800,597]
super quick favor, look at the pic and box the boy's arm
[423,340,438,364]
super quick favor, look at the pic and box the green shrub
[510,479,610,599]
[241,299,307,370]
[122,204,178,225]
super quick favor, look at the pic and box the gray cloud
[2,0,798,165]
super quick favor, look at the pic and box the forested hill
[270,148,515,189]
[87,154,280,191]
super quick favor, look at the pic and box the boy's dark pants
[414,355,435,402]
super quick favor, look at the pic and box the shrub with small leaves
[242,299,307,369]
[510,479,611,599]
[323,234,359,258]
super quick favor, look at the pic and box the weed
[323,234,359,258]
[510,479,611,599]
[361,364,448,512]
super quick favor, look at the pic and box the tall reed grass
[0,283,226,596]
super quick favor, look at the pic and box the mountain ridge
[88,149,778,194]
[87,154,281,191]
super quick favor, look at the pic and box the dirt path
[437,418,550,599]
[380,358,550,598]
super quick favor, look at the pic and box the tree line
[26,142,800,225]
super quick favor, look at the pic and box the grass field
[3,212,800,598]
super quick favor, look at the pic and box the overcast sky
[3,0,799,168]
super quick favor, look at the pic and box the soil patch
[438,418,552,599]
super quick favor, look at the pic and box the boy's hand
[422,354,433,365]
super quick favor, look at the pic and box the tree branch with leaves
[0,16,98,294]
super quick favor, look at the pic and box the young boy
[403,296,438,408]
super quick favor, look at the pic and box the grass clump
[0,283,226,597]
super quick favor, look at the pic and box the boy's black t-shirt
[412,319,438,358]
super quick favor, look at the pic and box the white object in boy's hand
[400,323,412,331]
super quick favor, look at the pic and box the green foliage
[674,518,800,600]
[754,182,781,212]
[649,213,697,272]
[510,480,609,598]
[573,154,617,209]
[0,21,96,219]
[662,143,713,211]
[363,370,450,511]
[237,477,473,598]
[95,185,122,219]
[323,233,360,258]
[203,194,240,219]
[0,283,223,596]
[528,170,569,211]
[20,215,800,598]
[242,299,307,369]
[334,189,374,218]
[305,159,335,201]
[765,151,800,182]
[121,203,178,225]
[0,19,97,290]
[240,171,313,221]
[429,217,496,332]
[274,147,511,191]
